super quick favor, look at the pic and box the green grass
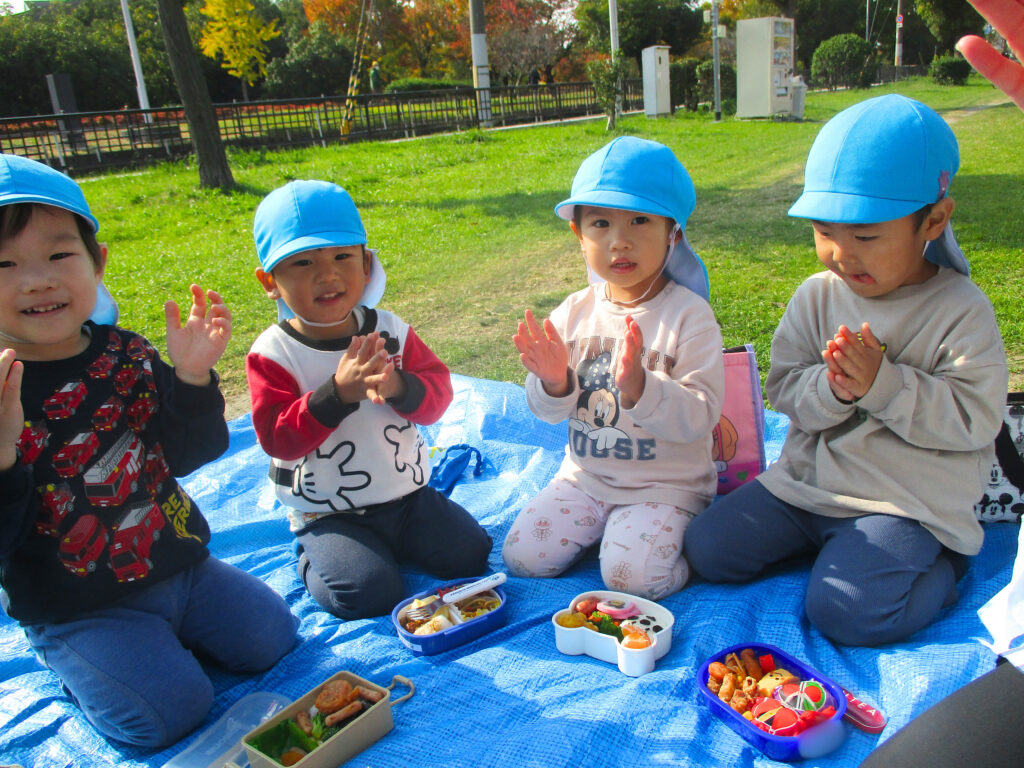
[76,75,1024,416]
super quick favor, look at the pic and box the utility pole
[894,0,905,66]
[119,0,151,119]
[711,0,722,122]
[865,0,870,41]
[608,0,621,119]
[468,0,492,126]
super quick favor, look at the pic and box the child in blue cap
[685,94,1009,646]
[0,154,296,747]
[248,180,491,620]
[502,137,725,601]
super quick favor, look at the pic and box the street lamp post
[118,0,151,118]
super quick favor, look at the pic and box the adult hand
[513,309,571,397]
[956,0,1024,111]
[165,285,232,387]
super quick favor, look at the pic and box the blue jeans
[296,486,492,619]
[24,557,298,748]
[683,480,966,646]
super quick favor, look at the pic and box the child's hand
[823,323,885,401]
[615,315,646,409]
[513,309,571,397]
[333,332,393,404]
[0,349,24,471]
[165,285,232,387]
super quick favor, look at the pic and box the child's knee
[82,673,214,748]
[223,603,298,673]
[600,554,690,601]
[805,584,905,647]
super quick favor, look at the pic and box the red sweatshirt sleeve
[394,327,453,425]
[246,353,337,460]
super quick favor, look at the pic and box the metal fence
[0,80,643,177]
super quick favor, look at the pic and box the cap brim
[262,231,367,273]
[788,190,926,224]
[555,190,676,221]
[0,191,99,233]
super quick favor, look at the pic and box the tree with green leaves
[587,51,626,129]
[199,0,280,100]
[915,0,985,53]
[576,0,702,66]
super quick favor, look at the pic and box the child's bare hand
[615,315,646,409]
[0,349,25,471]
[334,332,390,403]
[514,309,571,397]
[825,323,885,401]
[165,285,232,387]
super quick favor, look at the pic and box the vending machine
[736,17,796,118]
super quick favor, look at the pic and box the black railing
[0,80,644,177]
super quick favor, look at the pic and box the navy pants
[296,486,492,620]
[25,557,298,748]
[684,480,966,646]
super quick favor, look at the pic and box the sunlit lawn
[77,75,1024,416]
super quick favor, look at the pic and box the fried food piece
[323,700,363,727]
[717,672,736,703]
[728,690,752,714]
[315,678,357,714]
[740,648,763,679]
[707,661,728,682]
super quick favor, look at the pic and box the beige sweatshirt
[526,281,724,513]
[759,267,1008,554]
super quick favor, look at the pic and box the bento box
[551,590,674,677]
[241,671,414,768]
[697,643,848,762]
[391,572,508,656]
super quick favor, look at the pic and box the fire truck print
[87,353,118,380]
[52,431,100,478]
[92,396,125,432]
[36,482,74,537]
[109,501,166,582]
[127,392,157,433]
[59,514,108,576]
[83,431,143,507]
[43,381,87,420]
[106,330,123,352]
[126,336,153,362]
[114,365,143,397]
[18,420,49,465]
[144,443,171,496]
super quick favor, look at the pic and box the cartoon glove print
[292,441,371,511]
[383,421,426,485]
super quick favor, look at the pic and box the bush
[385,78,470,93]
[811,33,876,90]
[696,59,736,112]
[930,54,973,85]
[670,58,701,112]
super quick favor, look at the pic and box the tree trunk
[155,0,234,190]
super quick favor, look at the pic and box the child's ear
[922,197,955,241]
[255,267,280,300]
[363,249,372,283]
[569,219,583,245]
[95,243,108,280]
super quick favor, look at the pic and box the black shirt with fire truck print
[0,323,227,625]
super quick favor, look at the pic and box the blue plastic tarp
[1,374,1017,767]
